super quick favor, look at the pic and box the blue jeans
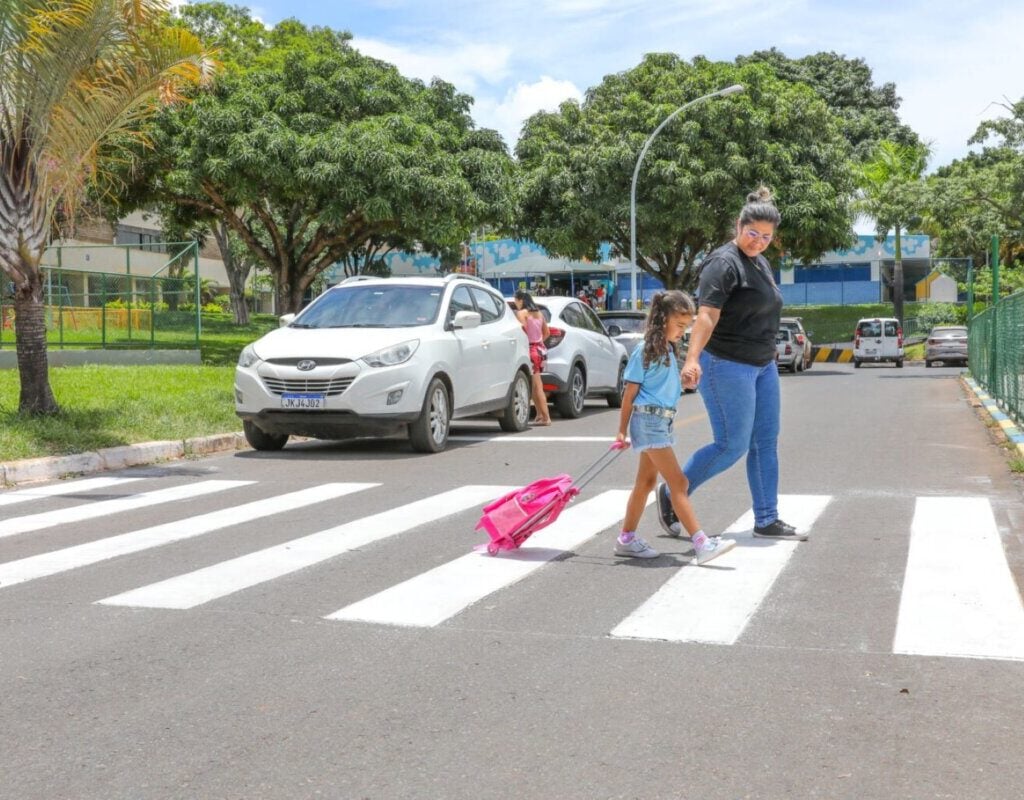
[682,350,781,527]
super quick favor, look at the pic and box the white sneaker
[614,535,660,559]
[692,536,736,566]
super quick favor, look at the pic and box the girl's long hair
[642,291,697,369]
[514,290,539,312]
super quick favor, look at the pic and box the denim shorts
[629,409,675,452]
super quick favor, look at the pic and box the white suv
[235,275,532,453]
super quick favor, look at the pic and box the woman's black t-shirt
[696,242,783,367]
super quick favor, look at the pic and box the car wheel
[854,359,861,368]
[795,357,803,372]
[243,420,288,451]
[555,364,586,418]
[498,370,531,432]
[896,359,904,368]
[606,362,626,408]
[925,360,932,368]
[409,377,450,453]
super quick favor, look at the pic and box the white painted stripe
[0,477,142,508]
[0,483,373,590]
[449,435,616,444]
[327,490,631,628]
[0,480,252,538]
[97,485,512,610]
[894,497,1024,661]
[611,495,832,644]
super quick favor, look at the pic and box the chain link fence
[969,289,1024,426]
[0,243,201,350]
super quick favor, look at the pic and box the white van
[853,317,903,368]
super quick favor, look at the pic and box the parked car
[775,328,800,372]
[515,297,628,417]
[853,317,904,368]
[778,316,813,370]
[924,325,968,367]
[235,274,533,454]
[597,310,646,356]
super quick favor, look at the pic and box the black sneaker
[656,482,685,538]
[752,519,808,541]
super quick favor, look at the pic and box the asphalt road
[2,362,1023,800]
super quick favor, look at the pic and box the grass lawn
[0,314,277,463]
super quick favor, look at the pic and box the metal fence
[0,243,201,350]
[969,289,1024,427]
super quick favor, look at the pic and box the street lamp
[629,84,744,308]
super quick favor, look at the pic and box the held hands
[614,432,630,449]
[681,358,702,390]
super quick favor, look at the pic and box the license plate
[865,348,877,355]
[281,393,325,409]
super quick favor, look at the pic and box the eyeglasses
[743,229,774,244]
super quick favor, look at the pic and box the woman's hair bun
[747,185,774,205]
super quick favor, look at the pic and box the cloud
[350,36,513,92]
[474,76,584,149]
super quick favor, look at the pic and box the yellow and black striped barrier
[811,346,853,363]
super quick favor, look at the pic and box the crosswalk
[2,476,1023,663]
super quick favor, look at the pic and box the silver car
[530,297,629,418]
[924,325,968,367]
[596,310,646,356]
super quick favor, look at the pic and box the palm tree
[0,0,215,414]
[855,140,931,325]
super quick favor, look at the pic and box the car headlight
[361,339,419,368]
[237,344,262,369]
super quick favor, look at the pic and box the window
[448,285,475,324]
[469,287,503,323]
[295,285,442,328]
[884,321,900,337]
[858,321,882,337]
[579,304,607,333]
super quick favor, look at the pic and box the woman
[513,290,552,426]
[658,186,806,541]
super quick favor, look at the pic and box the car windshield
[294,285,442,328]
[601,315,645,333]
[858,321,882,337]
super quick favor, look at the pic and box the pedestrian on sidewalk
[615,290,736,565]
[513,290,552,426]
[658,186,806,542]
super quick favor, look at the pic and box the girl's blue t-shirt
[623,346,680,408]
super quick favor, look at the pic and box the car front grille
[261,377,354,396]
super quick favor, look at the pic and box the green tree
[923,99,1024,268]
[855,140,931,325]
[737,49,920,159]
[0,0,214,414]
[516,54,857,293]
[114,12,517,314]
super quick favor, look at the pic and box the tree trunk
[213,222,251,325]
[892,226,904,325]
[13,269,59,415]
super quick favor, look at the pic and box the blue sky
[177,1,1023,172]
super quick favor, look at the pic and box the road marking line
[0,483,373,590]
[894,497,1024,661]
[97,485,512,610]
[0,477,142,508]
[610,495,832,644]
[0,480,253,539]
[326,490,631,628]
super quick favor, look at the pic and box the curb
[811,345,853,363]
[0,432,249,488]
[962,376,1024,459]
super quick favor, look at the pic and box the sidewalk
[0,433,248,487]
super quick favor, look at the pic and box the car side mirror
[606,324,622,337]
[452,310,481,330]
[279,313,296,328]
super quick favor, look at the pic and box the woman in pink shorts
[514,290,552,426]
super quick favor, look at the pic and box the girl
[513,290,552,426]
[615,290,736,565]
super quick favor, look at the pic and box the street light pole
[629,84,744,308]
